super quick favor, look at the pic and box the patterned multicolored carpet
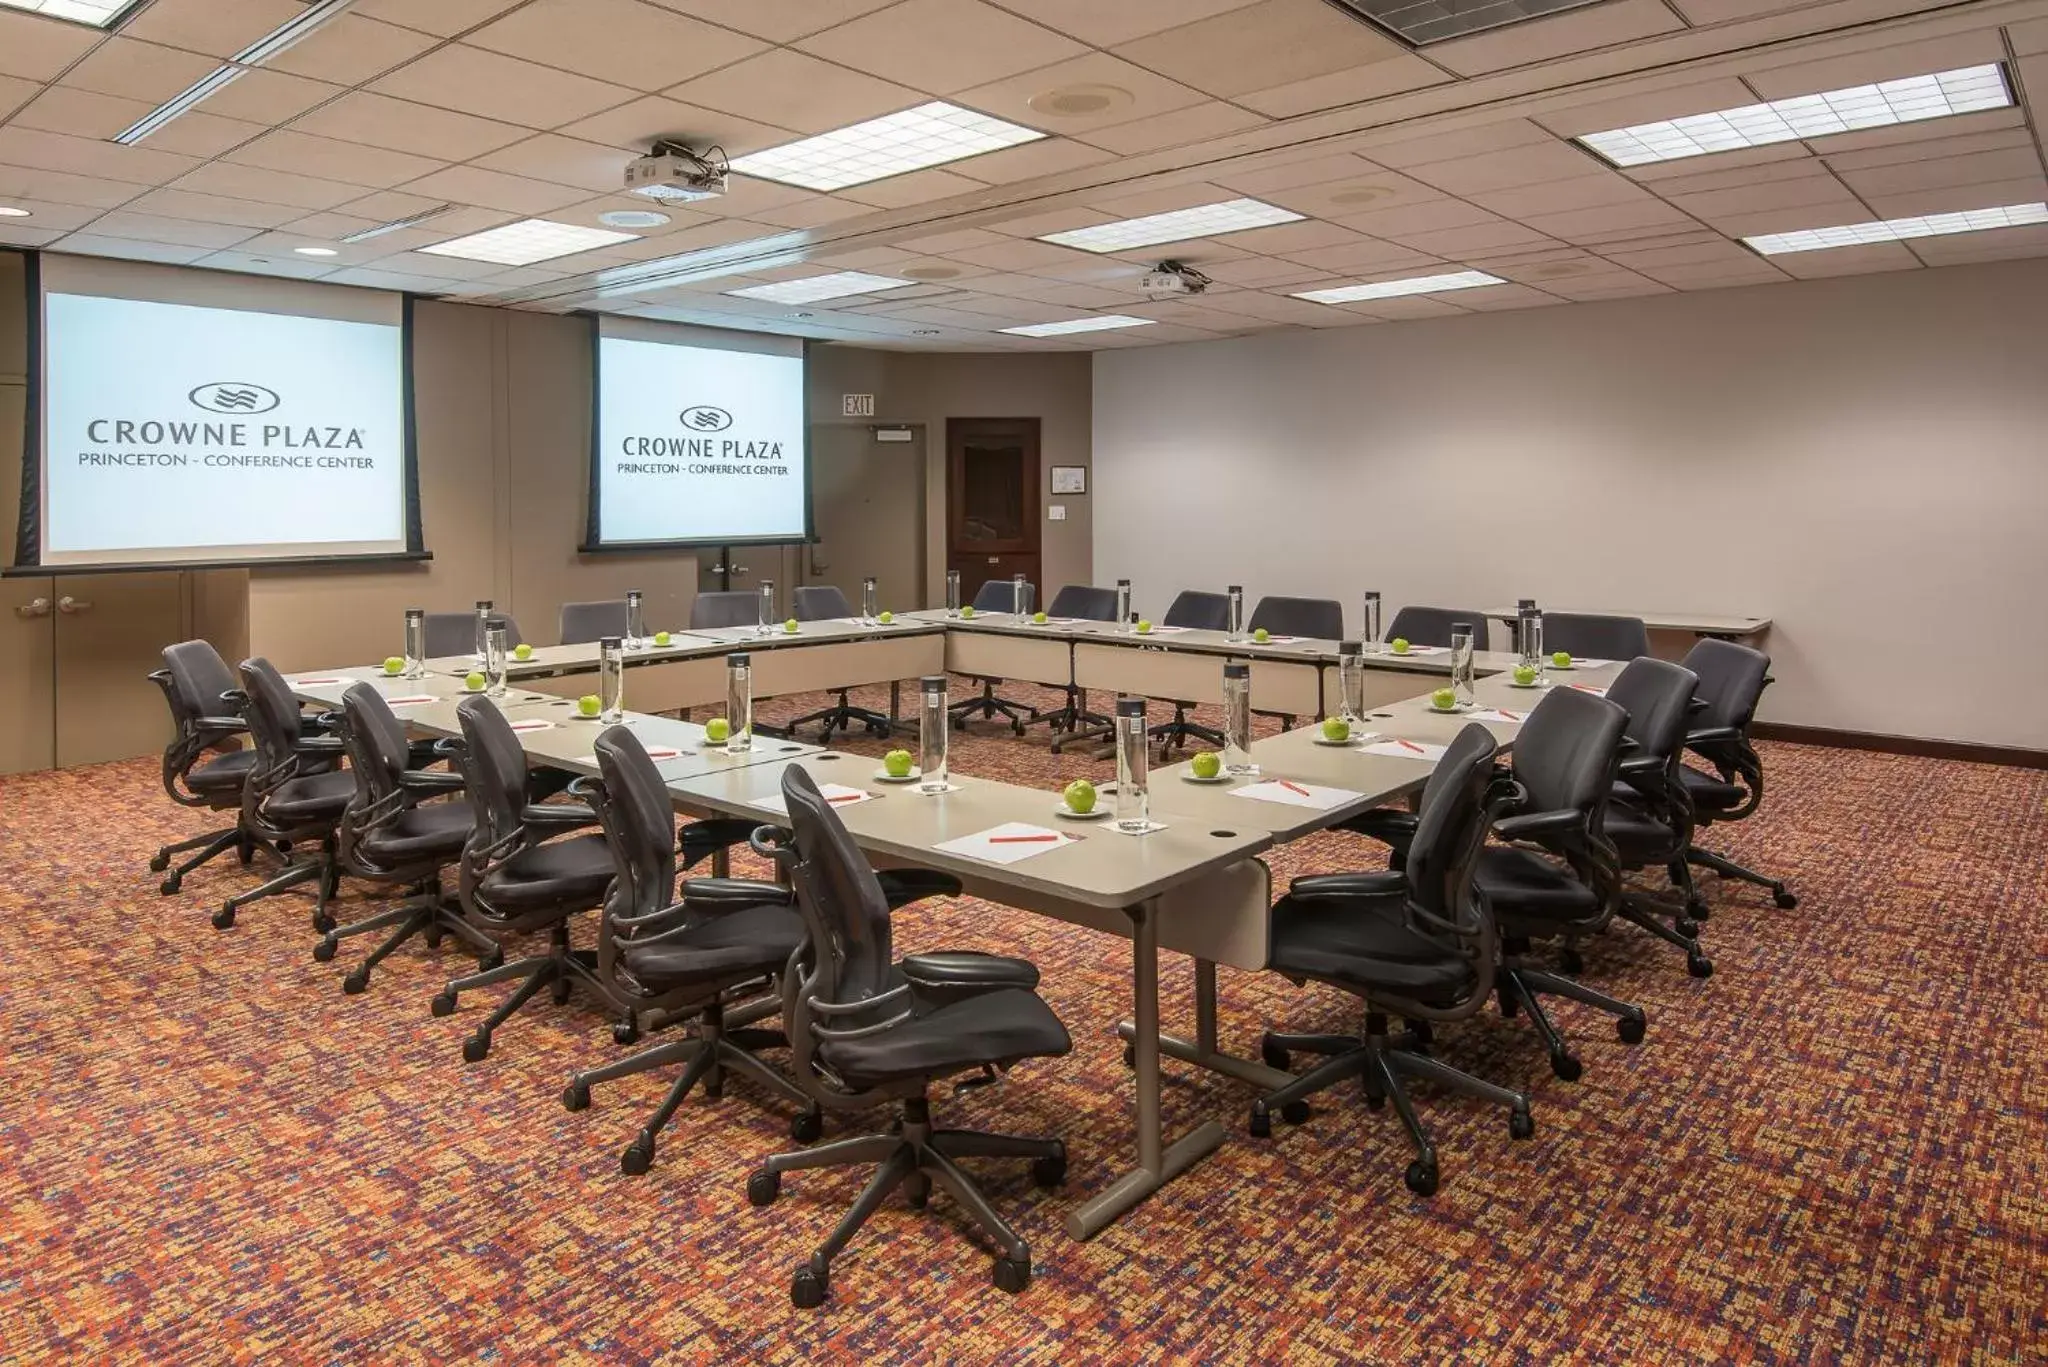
[3,682,2044,1364]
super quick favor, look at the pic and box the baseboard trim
[1753,722,2048,770]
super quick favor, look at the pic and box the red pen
[828,793,865,804]
[1279,779,1311,796]
[1397,739,1425,754]
[1498,710,1519,722]
[990,834,1060,844]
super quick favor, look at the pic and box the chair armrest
[877,868,964,909]
[901,952,1040,1010]
[1338,809,1418,845]
[1686,725,1742,746]
[401,768,468,793]
[1494,809,1583,841]
[1287,870,1407,900]
[295,735,347,756]
[1617,753,1665,777]
[523,801,597,829]
[308,710,343,732]
[680,877,794,910]
[195,715,248,732]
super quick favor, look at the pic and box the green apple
[884,749,913,778]
[784,618,799,633]
[513,642,533,660]
[1431,687,1458,710]
[1032,610,1048,624]
[651,632,670,647]
[1063,778,1097,814]
[464,670,486,691]
[1321,716,1351,742]
[382,656,404,675]
[1253,627,1270,643]
[878,611,894,624]
[1191,751,1222,779]
[1513,663,1539,686]
[1391,637,1411,654]
[959,605,976,619]
[578,694,601,717]
[1136,619,1153,634]
[704,716,730,742]
[1552,650,1572,668]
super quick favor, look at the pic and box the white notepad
[1362,739,1449,761]
[1229,779,1361,811]
[932,822,1075,865]
[751,783,874,816]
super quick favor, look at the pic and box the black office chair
[319,684,493,993]
[1384,605,1489,650]
[781,585,896,743]
[1676,639,1796,910]
[561,725,819,1175]
[1251,723,1532,1196]
[210,658,354,933]
[424,611,522,659]
[1247,596,1343,730]
[745,764,1071,1306]
[428,695,617,1063]
[948,579,1038,735]
[1543,612,1650,662]
[560,599,630,645]
[1033,584,1119,746]
[1147,590,1230,758]
[147,640,264,894]
[691,590,761,630]
[1600,656,1714,979]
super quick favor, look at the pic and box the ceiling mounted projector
[1140,260,1211,297]
[625,141,729,202]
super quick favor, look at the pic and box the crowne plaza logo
[189,381,281,414]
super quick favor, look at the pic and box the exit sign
[842,393,875,417]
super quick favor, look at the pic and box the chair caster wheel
[1248,1102,1273,1139]
[313,937,337,963]
[1687,954,1715,979]
[430,992,457,1018]
[312,912,336,935]
[1121,1043,1135,1069]
[462,1033,491,1063]
[562,1082,590,1112]
[1509,1108,1535,1141]
[422,927,443,949]
[1617,1015,1646,1045]
[1260,1040,1290,1072]
[1404,1160,1440,1197]
[150,852,171,873]
[748,1169,780,1207]
[1688,900,1711,922]
[1559,947,1584,975]
[993,1256,1031,1294]
[1363,1090,1386,1111]
[478,949,504,972]
[1011,723,1025,736]
[1032,1152,1067,1187]
[790,1109,823,1144]
[791,1262,827,1308]
[159,875,182,896]
[1550,1053,1582,1082]
[1280,1099,1311,1126]
[1773,889,1798,909]
[212,905,236,930]
[620,1139,653,1176]
[1675,917,1700,939]
[613,1022,641,1047]
[342,969,369,996]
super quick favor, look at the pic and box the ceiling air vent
[1323,0,1609,45]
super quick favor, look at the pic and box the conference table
[1482,607,1770,641]
[285,639,1625,1242]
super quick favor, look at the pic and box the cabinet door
[0,574,55,775]
[54,572,186,768]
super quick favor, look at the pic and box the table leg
[1116,957,1293,1094]
[1068,903,1226,1241]
[888,680,901,734]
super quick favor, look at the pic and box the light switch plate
[1048,504,1066,521]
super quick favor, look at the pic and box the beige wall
[1092,257,2048,750]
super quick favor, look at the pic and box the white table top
[1482,607,1770,636]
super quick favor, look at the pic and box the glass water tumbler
[946,570,962,617]
[403,607,426,679]
[1450,623,1477,708]
[725,653,753,754]
[918,674,949,793]
[1116,579,1132,633]
[1223,662,1255,774]
[598,636,625,723]
[485,625,509,698]
[1338,641,1365,722]
[474,600,493,663]
[758,580,776,636]
[1114,698,1150,832]
[1226,585,1245,641]
[1362,591,1383,653]
[861,577,879,624]
[1522,613,1545,671]
[1011,573,1028,619]
[1516,600,1538,660]
[625,590,645,649]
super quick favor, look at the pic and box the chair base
[949,680,1036,736]
[315,887,498,995]
[213,838,339,933]
[1686,843,1798,909]
[785,690,894,745]
[748,1094,1064,1307]
[1148,705,1222,762]
[1251,1013,1531,1197]
[151,822,262,895]
[1618,878,1715,979]
[565,998,819,1175]
[430,924,591,1062]
[1495,960,1648,1081]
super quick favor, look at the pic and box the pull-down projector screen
[584,316,808,550]
[12,254,421,573]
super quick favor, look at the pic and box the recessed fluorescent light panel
[1039,198,1305,254]
[729,102,1044,191]
[1327,0,1605,44]
[419,218,639,267]
[1293,270,1505,304]
[725,271,914,304]
[113,0,358,143]
[0,0,137,27]
[999,315,1156,337]
[1743,202,2048,255]
[1580,64,2012,167]
[339,203,458,243]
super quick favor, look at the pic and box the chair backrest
[792,585,853,621]
[454,694,531,864]
[1385,605,1488,650]
[161,640,240,734]
[337,682,413,870]
[424,611,522,657]
[781,763,896,1014]
[1682,638,1770,733]
[1162,590,1230,631]
[591,725,678,975]
[1511,684,1628,818]
[1396,722,1503,1012]
[1047,584,1118,621]
[236,657,306,778]
[559,599,629,645]
[691,590,760,630]
[970,578,1034,613]
[1605,657,1700,767]
[1543,612,1649,662]
[1248,595,1343,639]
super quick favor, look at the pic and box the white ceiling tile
[1236,54,1449,118]
[1658,177,1864,223]
[1859,175,2048,221]
[0,126,198,187]
[946,236,1096,270]
[1404,139,1606,195]
[349,0,527,36]
[0,195,100,231]
[52,233,214,264]
[56,37,217,103]
[892,226,1008,253]
[1277,239,1443,273]
[1426,0,1685,78]
[1622,141,1811,183]
[121,187,306,229]
[797,0,1086,94]
[1906,223,2048,265]
[189,248,344,280]
[263,14,440,85]
[1081,181,1237,218]
[1402,221,1559,255]
[292,91,530,161]
[1638,260,1787,289]
[1365,119,1554,169]
[0,165,147,210]
[0,69,36,112]
[398,164,591,215]
[1212,154,1384,196]
[1599,237,1762,269]
[1465,173,1655,219]
[467,0,768,92]
[120,0,305,58]
[1341,293,1469,321]
[1517,198,1698,242]
[1810,108,2027,162]
[1196,256,1324,287]
[953,51,1207,136]
[557,96,797,159]
[222,129,447,188]
[471,133,638,193]
[1768,240,1920,277]
[13,85,152,141]
[948,136,1111,183]
[86,209,261,250]
[1742,33,2008,100]
[832,166,987,208]
[201,68,349,127]
[1112,0,1410,99]
[1634,153,1827,197]
[1078,101,1267,155]
[0,9,99,81]
[638,0,900,42]
[321,265,470,292]
[1667,0,1820,20]
[1834,147,2043,200]
[372,43,639,127]
[985,0,1259,45]
[1325,197,1499,238]
[1439,282,1563,311]
[1533,78,1759,140]
[141,111,271,161]
[984,206,1115,238]
[172,160,368,210]
[2009,17,2048,55]
[664,48,922,134]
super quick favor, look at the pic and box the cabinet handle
[57,595,92,615]
[14,597,51,619]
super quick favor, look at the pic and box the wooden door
[808,425,924,616]
[946,418,1040,607]
[0,575,56,775]
[53,572,189,767]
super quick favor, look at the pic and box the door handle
[728,565,750,577]
[57,595,92,615]
[14,597,51,619]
